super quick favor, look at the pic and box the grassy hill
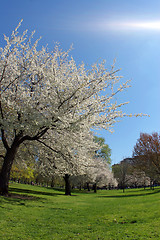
[0,183,160,239]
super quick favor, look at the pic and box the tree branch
[17,127,49,146]
[36,139,74,168]
[37,139,64,156]
[1,129,9,150]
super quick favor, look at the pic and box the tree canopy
[132,132,160,182]
[94,136,112,165]
[0,21,144,195]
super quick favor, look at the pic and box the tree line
[1,136,116,195]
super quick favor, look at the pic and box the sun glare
[95,20,160,31]
[121,21,160,30]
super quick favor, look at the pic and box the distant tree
[83,157,117,193]
[112,158,131,192]
[132,132,160,187]
[94,136,112,165]
[126,170,150,189]
[10,163,35,184]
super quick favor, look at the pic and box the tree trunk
[122,182,125,193]
[150,180,154,190]
[86,182,90,191]
[51,176,55,188]
[93,183,97,193]
[64,174,71,195]
[0,146,18,195]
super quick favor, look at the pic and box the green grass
[1,184,160,239]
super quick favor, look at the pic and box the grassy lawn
[0,184,160,239]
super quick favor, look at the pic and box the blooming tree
[84,157,117,192]
[0,21,143,195]
[35,129,99,195]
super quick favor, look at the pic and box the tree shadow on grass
[0,196,69,212]
[0,195,38,208]
[0,187,64,206]
[9,187,64,198]
[98,189,160,198]
[122,187,160,193]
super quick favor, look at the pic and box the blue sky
[0,0,160,164]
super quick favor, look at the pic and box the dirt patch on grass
[8,193,38,200]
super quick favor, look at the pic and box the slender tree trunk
[93,183,97,193]
[0,146,18,195]
[150,180,154,190]
[64,174,71,195]
[51,176,55,188]
[122,183,125,193]
[86,182,90,191]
